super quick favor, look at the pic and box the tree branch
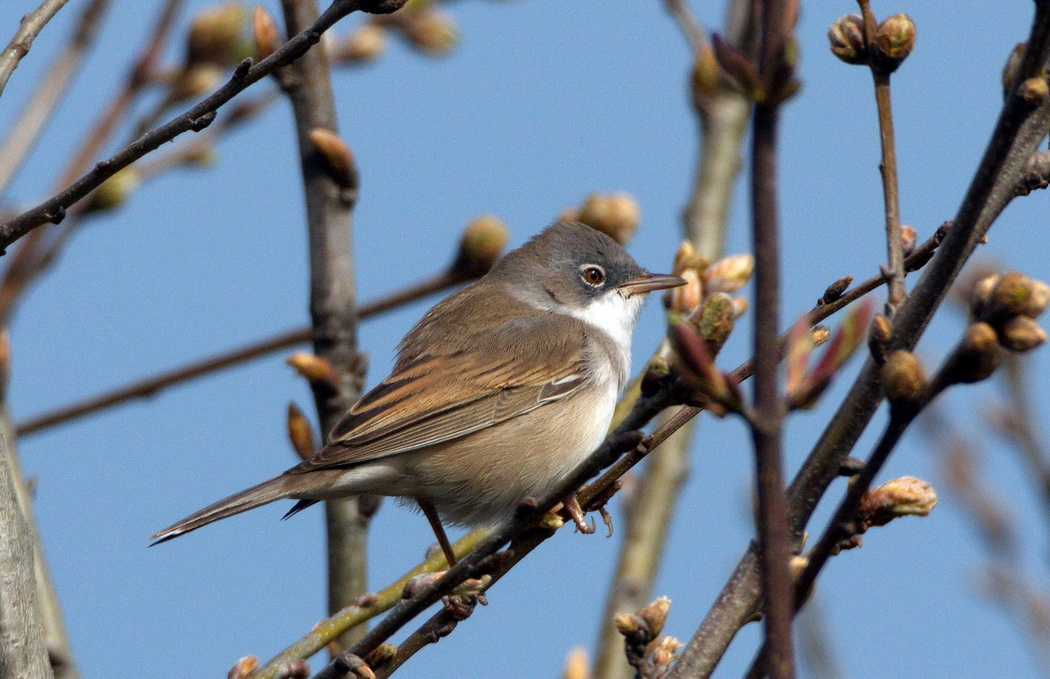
[15,266,468,437]
[0,0,71,100]
[0,0,400,253]
[667,4,1050,675]
[0,0,112,196]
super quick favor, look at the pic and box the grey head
[492,221,656,311]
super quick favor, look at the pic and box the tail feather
[150,475,292,545]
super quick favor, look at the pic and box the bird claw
[599,506,614,537]
[563,494,596,535]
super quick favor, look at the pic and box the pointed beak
[615,272,687,296]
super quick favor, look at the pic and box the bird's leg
[562,493,596,534]
[418,499,457,566]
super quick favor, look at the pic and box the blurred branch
[0,0,184,325]
[994,354,1050,525]
[0,0,402,253]
[921,404,1050,675]
[0,0,71,100]
[16,265,470,437]
[278,0,373,651]
[592,2,754,676]
[669,3,1050,675]
[0,0,112,196]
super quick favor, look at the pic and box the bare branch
[0,0,112,195]
[0,0,401,253]
[0,0,71,100]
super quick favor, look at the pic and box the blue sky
[1,1,1049,677]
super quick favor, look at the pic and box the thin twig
[0,0,397,253]
[0,0,184,325]
[0,0,72,99]
[15,267,467,437]
[857,0,906,311]
[0,0,112,196]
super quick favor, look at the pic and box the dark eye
[580,265,606,287]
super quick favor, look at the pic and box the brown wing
[294,313,593,472]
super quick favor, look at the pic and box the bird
[151,221,684,564]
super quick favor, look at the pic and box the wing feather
[293,313,593,472]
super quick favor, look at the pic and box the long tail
[150,475,292,545]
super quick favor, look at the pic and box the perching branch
[0,0,71,100]
[0,0,406,254]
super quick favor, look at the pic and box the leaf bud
[404,10,457,56]
[87,166,141,212]
[969,273,1000,320]
[637,596,671,637]
[948,322,1001,383]
[666,268,702,314]
[873,13,916,73]
[187,2,248,68]
[999,315,1047,352]
[880,350,926,407]
[286,352,338,386]
[1002,43,1027,99]
[900,224,917,256]
[1020,77,1050,106]
[308,127,356,187]
[985,272,1036,321]
[455,215,509,276]
[672,239,706,276]
[228,656,259,679]
[828,14,867,65]
[337,23,387,63]
[576,193,640,245]
[702,254,753,294]
[562,648,590,679]
[858,476,938,527]
[286,402,316,461]
[252,5,282,61]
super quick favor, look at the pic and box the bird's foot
[562,494,596,534]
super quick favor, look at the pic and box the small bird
[151,222,684,563]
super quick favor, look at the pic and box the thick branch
[279,0,370,651]
[0,426,51,678]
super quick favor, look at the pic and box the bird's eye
[580,265,606,287]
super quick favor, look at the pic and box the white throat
[566,291,642,351]
[563,290,644,388]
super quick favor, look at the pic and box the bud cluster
[367,2,458,58]
[828,11,916,73]
[613,597,683,679]
[969,272,1049,353]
